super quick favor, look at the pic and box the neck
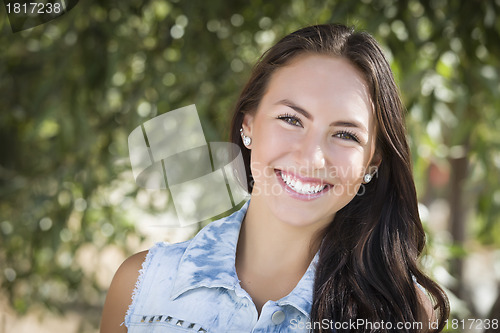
[236,197,322,280]
[235,196,329,314]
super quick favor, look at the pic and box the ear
[371,151,382,168]
[242,113,254,137]
[368,151,382,175]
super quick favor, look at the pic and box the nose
[294,133,326,170]
[312,146,326,169]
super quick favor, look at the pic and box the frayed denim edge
[122,243,160,327]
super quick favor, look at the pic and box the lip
[275,169,333,201]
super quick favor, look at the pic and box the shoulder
[112,250,149,293]
[100,241,194,332]
[116,250,149,287]
[121,250,149,274]
[100,251,148,333]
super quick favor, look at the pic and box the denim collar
[170,200,318,318]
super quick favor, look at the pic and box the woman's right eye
[277,114,302,127]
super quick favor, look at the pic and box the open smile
[275,169,333,200]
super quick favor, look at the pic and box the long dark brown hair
[229,24,449,332]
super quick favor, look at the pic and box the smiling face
[242,53,381,229]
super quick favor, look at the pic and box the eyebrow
[275,99,368,133]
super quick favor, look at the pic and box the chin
[270,201,335,229]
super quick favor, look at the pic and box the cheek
[251,124,293,165]
[328,149,366,183]
[249,138,282,179]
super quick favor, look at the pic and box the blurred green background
[1,0,499,332]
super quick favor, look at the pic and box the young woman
[101,23,449,332]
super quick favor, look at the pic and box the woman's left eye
[335,131,360,143]
[277,114,302,127]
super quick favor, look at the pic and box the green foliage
[1,0,499,326]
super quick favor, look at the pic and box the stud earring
[363,173,372,183]
[240,128,252,147]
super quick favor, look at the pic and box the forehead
[262,54,374,123]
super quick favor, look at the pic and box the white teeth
[295,180,303,191]
[280,171,326,195]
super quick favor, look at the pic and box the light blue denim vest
[125,201,318,332]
